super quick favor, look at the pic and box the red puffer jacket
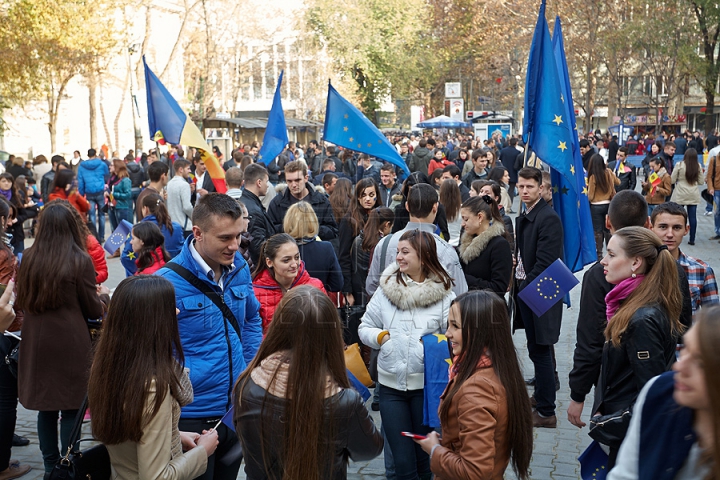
[252,261,326,333]
[135,247,167,275]
[86,234,108,284]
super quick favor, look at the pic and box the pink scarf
[605,275,645,322]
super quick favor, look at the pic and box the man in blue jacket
[77,148,109,242]
[157,193,262,480]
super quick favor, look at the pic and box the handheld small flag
[347,369,371,402]
[143,56,227,193]
[257,71,289,166]
[579,441,608,480]
[324,83,410,175]
[648,171,661,195]
[104,220,133,254]
[518,259,579,317]
[216,407,235,433]
[422,333,451,428]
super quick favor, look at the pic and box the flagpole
[523,132,531,167]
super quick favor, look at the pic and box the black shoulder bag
[48,396,110,480]
[164,262,243,342]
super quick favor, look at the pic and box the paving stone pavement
[10,210,719,479]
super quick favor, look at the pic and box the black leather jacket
[234,378,383,480]
[593,304,676,416]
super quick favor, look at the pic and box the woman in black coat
[457,195,513,297]
[391,172,450,240]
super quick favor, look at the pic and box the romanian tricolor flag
[143,56,226,193]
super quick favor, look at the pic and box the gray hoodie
[408,147,433,175]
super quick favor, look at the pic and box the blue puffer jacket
[77,159,109,195]
[120,214,185,276]
[157,235,262,418]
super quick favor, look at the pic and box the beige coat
[671,161,705,205]
[105,382,208,480]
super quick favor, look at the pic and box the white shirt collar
[189,239,235,289]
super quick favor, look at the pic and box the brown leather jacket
[431,367,510,480]
[0,248,21,331]
[708,155,720,190]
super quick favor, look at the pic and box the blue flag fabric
[220,406,235,432]
[422,333,451,428]
[143,57,186,144]
[258,71,289,165]
[518,259,580,317]
[324,83,410,175]
[103,220,133,255]
[551,16,597,272]
[347,369,371,402]
[579,441,609,480]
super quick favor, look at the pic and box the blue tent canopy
[417,115,471,128]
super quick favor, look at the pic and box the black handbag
[4,344,18,378]
[588,406,633,448]
[702,188,714,205]
[48,396,111,480]
[339,302,365,346]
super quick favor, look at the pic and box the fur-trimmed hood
[378,262,450,310]
[458,221,506,264]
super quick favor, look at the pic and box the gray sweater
[166,176,194,231]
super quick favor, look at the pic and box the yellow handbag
[344,343,373,387]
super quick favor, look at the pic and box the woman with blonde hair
[593,226,683,467]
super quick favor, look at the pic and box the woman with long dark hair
[130,222,171,275]
[671,148,705,245]
[338,178,381,305]
[16,203,109,475]
[414,290,532,480]
[234,286,383,479]
[351,207,394,307]
[587,154,620,258]
[0,172,38,255]
[89,276,217,479]
[473,180,514,249]
[594,226,683,467]
[609,305,720,478]
[58,199,108,284]
[358,230,455,480]
[252,233,327,333]
[329,177,353,224]
[439,179,462,246]
[457,195,513,297]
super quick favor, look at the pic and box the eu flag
[258,71,289,166]
[324,83,410,175]
[517,259,579,317]
[579,441,608,480]
[422,333,451,428]
[103,219,133,254]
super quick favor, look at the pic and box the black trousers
[178,417,242,480]
[0,336,18,470]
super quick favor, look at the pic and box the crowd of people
[0,128,718,480]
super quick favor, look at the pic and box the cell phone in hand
[400,432,427,440]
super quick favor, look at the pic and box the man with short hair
[325,145,342,172]
[441,164,470,202]
[158,193,262,480]
[192,155,216,204]
[567,191,694,430]
[126,156,148,216]
[311,158,341,186]
[242,164,275,264]
[322,173,338,196]
[223,150,243,171]
[268,161,338,241]
[365,183,467,297]
[408,139,433,174]
[514,167,563,428]
[135,162,169,221]
[77,148,110,242]
[499,137,520,206]
[225,167,243,200]
[651,202,718,315]
[579,139,593,171]
[462,149,489,188]
[607,146,636,192]
[41,155,65,204]
[659,142,676,175]
[166,159,195,237]
[379,163,400,207]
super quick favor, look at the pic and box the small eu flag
[103,220,133,255]
[579,441,608,480]
[422,333,451,428]
[323,83,410,175]
[518,259,579,317]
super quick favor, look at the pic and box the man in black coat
[241,163,275,264]
[566,190,693,429]
[607,147,636,192]
[514,167,563,428]
[498,137,521,206]
[580,139,594,171]
[190,154,216,205]
[267,161,338,241]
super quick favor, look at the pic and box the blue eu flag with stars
[104,220,133,255]
[422,333,451,428]
[518,259,579,317]
[579,441,608,480]
[258,71,289,165]
[324,83,410,175]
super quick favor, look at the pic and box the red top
[86,234,108,284]
[135,247,167,275]
[49,188,90,220]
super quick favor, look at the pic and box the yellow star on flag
[343,126,348,132]
[344,114,349,119]
[349,137,354,142]
[128,251,136,260]
[553,115,563,126]
[445,358,453,366]
[367,143,373,147]
[560,93,564,103]
[582,186,588,195]
[558,141,567,152]
[552,186,559,194]
[432,333,447,342]
[570,165,575,175]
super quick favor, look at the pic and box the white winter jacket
[358,264,455,391]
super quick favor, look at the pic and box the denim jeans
[108,207,118,232]
[114,208,133,227]
[714,191,720,236]
[37,409,80,473]
[0,336,19,470]
[518,298,556,417]
[86,192,106,242]
[378,384,431,480]
[648,204,657,217]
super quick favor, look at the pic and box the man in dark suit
[498,137,521,206]
[514,166,563,428]
[191,153,216,205]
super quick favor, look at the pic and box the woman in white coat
[359,229,455,480]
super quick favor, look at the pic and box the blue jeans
[114,208,133,227]
[714,191,720,236]
[378,384,431,480]
[86,192,106,242]
[131,188,141,222]
[37,409,79,473]
[648,204,657,217]
[686,204,697,243]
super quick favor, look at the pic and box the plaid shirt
[677,251,719,315]
[515,199,541,280]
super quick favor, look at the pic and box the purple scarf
[0,189,11,202]
[605,274,645,321]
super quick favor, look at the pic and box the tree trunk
[88,72,98,149]
[705,88,715,134]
